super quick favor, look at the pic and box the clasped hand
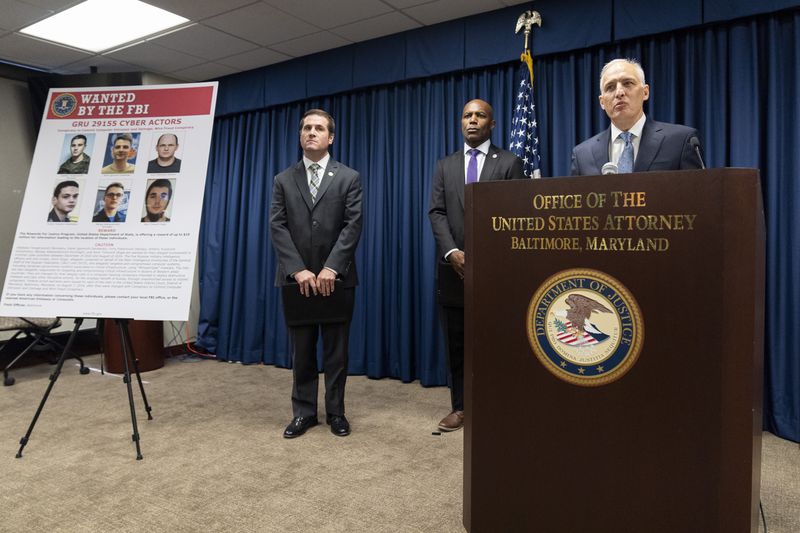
[294,269,337,297]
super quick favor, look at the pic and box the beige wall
[0,77,35,284]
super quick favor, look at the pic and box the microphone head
[688,136,706,169]
[601,162,618,175]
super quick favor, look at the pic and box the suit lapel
[480,145,501,182]
[313,159,338,208]
[293,161,314,211]
[592,129,611,173]
[634,119,664,172]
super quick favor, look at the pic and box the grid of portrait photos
[49,131,183,224]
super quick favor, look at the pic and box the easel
[15,317,153,460]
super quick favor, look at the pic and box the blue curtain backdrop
[198,11,799,441]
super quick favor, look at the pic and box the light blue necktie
[618,132,634,173]
[466,149,479,184]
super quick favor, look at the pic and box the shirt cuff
[444,248,459,261]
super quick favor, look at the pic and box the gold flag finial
[515,10,542,53]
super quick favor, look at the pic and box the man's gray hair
[599,58,646,92]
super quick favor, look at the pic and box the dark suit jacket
[429,144,526,261]
[570,119,703,176]
[269,158,363,288]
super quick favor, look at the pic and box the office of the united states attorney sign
[478,181,702,386]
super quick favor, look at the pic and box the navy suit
[570,118,703,176]
[428,145,525,411]
[269,158,362,418]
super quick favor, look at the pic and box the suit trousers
[440,305,465,412]
[289,289,354,418]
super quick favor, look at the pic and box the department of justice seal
[526,269,644,386]
[51,93,77,117]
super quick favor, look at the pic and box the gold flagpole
[515,9,542,82]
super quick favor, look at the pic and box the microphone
[601,162,618,175]
[689,136,706,169]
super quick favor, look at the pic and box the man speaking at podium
[270,109,363,439]
[428,99,525,432]
[570,58,704,176]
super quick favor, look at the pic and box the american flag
[554,320,609,347]
[509,52,541,178]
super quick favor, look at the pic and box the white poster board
[0,82,217,321]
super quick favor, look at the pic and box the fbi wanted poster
[0,82,217,321]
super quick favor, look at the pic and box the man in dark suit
[571,58,703,176]
[269,109,363,438]
[428,99,525,432]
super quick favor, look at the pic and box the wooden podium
[463,169,764,533]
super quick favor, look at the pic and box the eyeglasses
[105,192,124,198]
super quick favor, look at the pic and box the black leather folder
[281,280,351,325]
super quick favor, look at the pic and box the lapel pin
[328,171,334,176]
[492,153,498,158]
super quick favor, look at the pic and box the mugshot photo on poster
[101,132,140,174]
[141,178,175,222]
[147,133,182,173]
[57,133,94,174]
[48,178,82,222]
[92,180,131,222]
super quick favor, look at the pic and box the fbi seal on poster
[526,268,644,386]
[51,93,77,117]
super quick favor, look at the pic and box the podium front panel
[463,169,763,533]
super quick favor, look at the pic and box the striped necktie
[309,163,321,203]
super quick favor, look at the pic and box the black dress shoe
[326,414,351,436]
[283,416,318,438]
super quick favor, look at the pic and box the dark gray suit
[428,145,525,411]
[570,118,703,176]
[269,158,363,418]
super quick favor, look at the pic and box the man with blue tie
[428,99,525,432]
[570,58,704,176]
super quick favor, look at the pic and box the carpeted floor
[0,354,797,532]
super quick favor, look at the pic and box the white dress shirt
[609,113,647,166]
[463,139,491,183]
[299,152,336,276]
[303,153,330,187]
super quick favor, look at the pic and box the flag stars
[509,63,541,176]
